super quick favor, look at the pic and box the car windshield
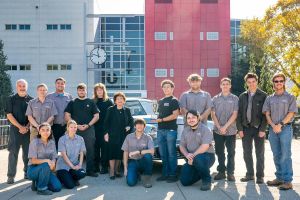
[125,100,156,116]
[140,100,156,115]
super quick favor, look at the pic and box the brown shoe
[141,175,152,188]
[278,183,293,190]
[240,176,254,182]
[267,179,284,187]
[227,174,236,182]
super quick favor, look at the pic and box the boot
[141,175,152,188]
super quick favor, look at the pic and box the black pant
[52,124,66,149]
[94,129,109,170]
[7,126,30,178]
[57,168,86,189]
[242,126,265,178]
[213,132,236,175]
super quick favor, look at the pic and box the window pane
[106,24,121,30]
[53,25,58,30]
[66,24,71,30]
[105,31,121,38]
[125,24,140,30]
[106,17,120,23]
[126,31,139,38]
[125,16,139,23]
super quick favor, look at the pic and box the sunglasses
[273,80,285,83]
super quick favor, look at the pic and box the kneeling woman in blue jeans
[122,118,154,188]
[56,120,86,189]
[27,122,62,195]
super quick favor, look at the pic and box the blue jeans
[157,129,177,177]
[27,163,62,192]
[127,154,153,186]
[268,125,293,183]
[180,153,215,186]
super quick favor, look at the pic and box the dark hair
[134,118,146,127]
[55,77,66,83]
[37,122,53,141]
[161,79,175,88]
[186,110,200,119]
[244,72,258,82]
[77,83,87,90]
[113,92,126,102]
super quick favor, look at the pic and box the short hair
[16,79,28,88]
[220,77,231,84]
[55,77,66,83]
[272,72,286,82]
[244,72,258,82]
[113,92,126,102]
[161,79,175,88]
[186,110,200,119]
[134,118,146,127]
[36,83,48,90]
[37,122,53,141]
[77,83,87,90]
[187,74,203,82]
[66,120,77,132]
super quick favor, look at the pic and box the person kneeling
[179,110,215,191]
[27,123,62,195]
[56,120,86,189]
[122,118,154,188]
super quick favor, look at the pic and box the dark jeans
[7,125,30,178]
[242,126,265,178]
[157,129,177,177]
[27,163,62,192]
[57,168,86,189]
[77,127,96,173]
[127,154,153,186]
[213,132,236,175]
[52,124,66,149]
[180,153,215,186]
[94,129,109,170]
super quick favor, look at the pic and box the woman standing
[56,120,86,189]
[27,122,62,195]
[93,83,113,174]
[104,92,134,179]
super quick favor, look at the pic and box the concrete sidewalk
[1,139,300,200]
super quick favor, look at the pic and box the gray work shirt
[262,91,298,124]
[25,98,58,126]
[28,138,57,165]
[179,90,212,123]
[56,133,86,171]
[212,93,239,135]
[122,132,154,153]
[47,92,72,125]
[180,123,215,154]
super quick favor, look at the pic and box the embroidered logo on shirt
[164,103,169,106]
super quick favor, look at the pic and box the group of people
[4,71,297,195]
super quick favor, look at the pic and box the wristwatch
[279,122,285,127]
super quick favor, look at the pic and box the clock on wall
[90,47,106,65]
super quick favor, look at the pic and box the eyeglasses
[273,80,285,83]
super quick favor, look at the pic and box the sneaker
[141,175,152,188]
[256,177,264,184]
[267,179,284,186]
[240,176,254,182]
[156,176,168,181]
[227,174,236,182]
[86,172,99,177]
[37,189,53,195]
[214,172,226,180]
[7,177,14,184]
[24,173,28,180]
[278,182,293,190]
[74,180,80,186]
[31,181,37,191]
[200,182,212,191]
[166,176,178,183]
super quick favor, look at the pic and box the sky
[96,0,279,19]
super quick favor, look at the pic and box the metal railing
[0,119,9,149]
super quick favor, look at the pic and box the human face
[162,84,174,96]
[55,80,65,93]
[96,87,104,98]
[39,125,51,140]
[16,81,27,97]
[68,123,77,135]
[246,78,258,92]
[37,86,47,98]
[115,96,125,107]
[273,77,285,91]
[186,113,199,127]
[77,88,87,98]
[135,123,145,133]
[220,80,231,93]
[189,80,201,91]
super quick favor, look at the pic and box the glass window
[125,16,139,23]
[5,24,17,30]
[106,17,120,23]
[126,31,140,38]
[154,32,167,40]
[106,23,121,30]
[61,64,72,70]
[125,24,140,30]
[5,65,17,70]
[207,32,219,40]
[19,24,30,30]
[47,24,58,30]
[125,100,147,116]
[47,64,59,70]
[126,39,140,46]
[105,31,121,38]
[20,65,31,70]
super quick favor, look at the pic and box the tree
[0,40,13,117]
[240,0,300,97]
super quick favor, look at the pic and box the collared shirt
[262,91,298,124]
[56,133,86,171]
[25,98,58,126]
[47,92,72,125]
[212,93,239,135]
[179,90,212,123]
[28,138,57,165]
[180,123,215,154]
[5,93,33,126]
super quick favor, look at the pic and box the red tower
[145,0,231,99]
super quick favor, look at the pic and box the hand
[73,165,81,170]
[258,131,265,138]
[124,168,128,176]
[82,124,89,131]
[198,115,203,122]
[219,126,227,135]
[238,131,244,138]
[104,133,109,142]
[125,126,130,132]
[77,125,84,131]
[185,153,195,160]
[19,126,28,134]
[129,151,140,158]
[273,124,282,134]
[188,158,193,165]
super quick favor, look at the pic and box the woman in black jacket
[104,92,134,179]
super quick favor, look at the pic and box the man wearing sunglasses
[263,72,298,190]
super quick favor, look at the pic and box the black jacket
[236,88,267,132]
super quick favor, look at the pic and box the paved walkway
[0,139,300,200]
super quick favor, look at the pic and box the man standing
[47,77,72,148]
[65,83,100,177]
[236,73,267,184]
[263,72,298,190]
[6,79,33,184]
[26,83,57,141]
[155,80,180,183]
[211,78,239,181]
[179,74,212,124]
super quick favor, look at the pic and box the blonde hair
[93,83,109,101]
[66,120,77,132]
[187,74,203,82]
